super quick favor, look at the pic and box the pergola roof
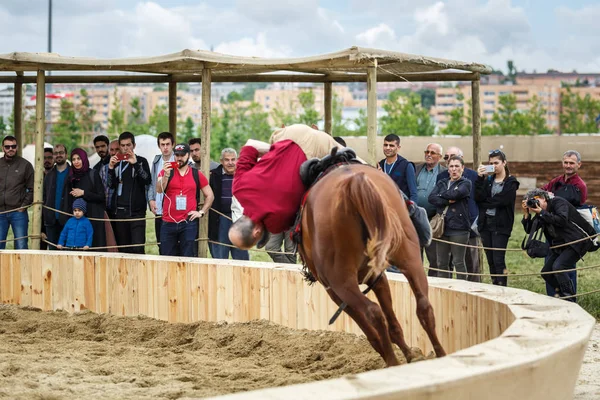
[0,46,492,78]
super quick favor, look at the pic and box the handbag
[521,219,549,258]
[430,206,449,239]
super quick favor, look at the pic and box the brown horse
[298,164,446,366]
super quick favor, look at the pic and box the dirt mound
[0,305,421,399]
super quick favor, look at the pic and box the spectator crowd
[1,130,598,302]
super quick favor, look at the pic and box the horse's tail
[336,171,404,283]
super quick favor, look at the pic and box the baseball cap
[174,143,190,155]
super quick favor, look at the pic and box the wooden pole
[324,82,333,134]
[471,75,482,169]
[14,73,23,156]
[0,71,481,84]
[31,70,46,250]
[367,62,377,165]
[198,69,212,258]
[168,80,177,142]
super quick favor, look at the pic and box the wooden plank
[471,77,482,169]
[95,256,108,314]
[14,80,23,157]
[71,254,85,312]
[366,63,377,166]
[156,259,169,321]
[168,80,177,142]
[82,255,96,312]
[198,68,211,258]
[42,256,53,311]
[31,70,45,250]
[31,254,44,308]
[324,82,333,134]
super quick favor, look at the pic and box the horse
[297,163,446,367]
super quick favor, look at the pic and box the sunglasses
[424,150,439,156]
[489,149,505,157]
[443,154,458,161]
[3,144,17,150]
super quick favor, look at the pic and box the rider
[228,124,431,250]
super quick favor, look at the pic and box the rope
[43,239,161,251]
[42,204,160,222]
[424,262,600,278]
[560,288,600,300]
[0,202,37,215]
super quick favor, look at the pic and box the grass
[4,210,600,318]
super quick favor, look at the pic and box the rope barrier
[0,202,37,215]
[423,262,600,278]
[42,238,161,251]
[42,204,160,222]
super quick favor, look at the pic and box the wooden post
[168,80,177,142]
[14,73,23,157]
[471,75,482,169]
[324,82,333,134]
[198,69,212,258]
[367,62,378,165]
[31,70,46,250]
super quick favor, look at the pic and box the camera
[526,198,539,208]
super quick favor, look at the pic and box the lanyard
[384,159,397,175]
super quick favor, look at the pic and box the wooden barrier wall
[0,251,595,400]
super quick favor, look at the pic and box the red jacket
[233,140,307,233]
[541,174,587,205]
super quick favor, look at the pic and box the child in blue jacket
[57,199,94,250]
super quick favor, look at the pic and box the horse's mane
[334,171,405,283]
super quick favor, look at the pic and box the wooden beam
[168,80,177,142]
[324,82,333,135]
[198,69,212,258]
[31,70,46,250]
[367,62,377,165]
[471,76,482,169]
[0,71,481,84]
[14,73,23,156]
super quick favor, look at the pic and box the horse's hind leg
[326,283,400,367]
[368,273,416,363]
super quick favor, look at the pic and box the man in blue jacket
[378,134,418,202]
[436,146,481,282]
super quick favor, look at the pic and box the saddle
[299,147,359,189]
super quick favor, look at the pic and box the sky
[1,0,599,74]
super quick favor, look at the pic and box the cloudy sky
[1,0,599,73]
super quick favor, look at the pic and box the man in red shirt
[157,143,214,257]
[541,150,587,207]
[229,125,342,250]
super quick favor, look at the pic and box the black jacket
[428,177,472,232]
[107,156,151,216]
[475,175,520,236]
[42,165,72,226]
[378,155,417,202]
[208,165,226,241]
[522,196,596,258]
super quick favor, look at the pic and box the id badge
[117,183,123,196]
[176,195,187,211]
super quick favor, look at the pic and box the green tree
[297,90,320,126]
[148,104,169,136]
[507,60,517,84]
[180,116,195,143]
[52,99,80,151]
[488,94,529,135]
[560,88,600,133]
[78,89,96,146]
[416,88,436,110]
[440,92,470,136]
[7,107,15,135]
[108,87,125,136]
[239,83,268,101]
[380,89,435,136]
[527,96,552,135]
[125,97,149,135]
[0,116,7,135]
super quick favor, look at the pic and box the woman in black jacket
[522,188,598,301]
[475,150,520,286]
[428,156,472,280]
[68,148,107,250]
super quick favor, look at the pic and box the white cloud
[214,33,291,58]
[356,23,397,47]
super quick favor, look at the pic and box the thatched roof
[0,47,492,78]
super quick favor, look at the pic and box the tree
[0,116,7,135]
[125,97,149,135]
[148,104,169,136]
[78,89,96,146]
[52,99,80,151]
[440,92,470,136]
[527,96,552,135]
[180,116,195,143]
[560,88,600,133]
[239,83,268,101]
[108,87,125,136]
[416,88,436,110]
[380,89,435,136]
[507,60,517,84]
[488,94,529,135]
[297,90,320,126]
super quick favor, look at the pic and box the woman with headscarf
[68,148,107,251]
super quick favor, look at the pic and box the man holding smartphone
[107,132,152,254]
[148,132,175,253]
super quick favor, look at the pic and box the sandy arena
[0,305,427,399]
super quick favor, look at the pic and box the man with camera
[522,188,597,301]
[540,150,587,296]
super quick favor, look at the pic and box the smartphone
[116,153,129,161]
[169,161,179,169]
[484,165,495,173]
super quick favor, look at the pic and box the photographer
[475,150,520,286]
[522,189,597,301]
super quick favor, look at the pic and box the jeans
[480,229,510,286]
[160,220,198,257]
[542,248,580,302]
[0,211,29,250]
[436,232,470,280]
[210,216,249,260]
[266,229,296,264]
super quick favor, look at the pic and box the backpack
[577,205,600,234]
[162,167,202,210]
[552,181,582,207]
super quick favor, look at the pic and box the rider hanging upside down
[228,124,431,250]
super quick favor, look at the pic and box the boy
[57,199,94,250]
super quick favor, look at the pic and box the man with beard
[377,134,418,202]
[92,135,110,173]
[98,139,120,213]
[42,144,71,250]
[148,132,174,252]
[157,143,214,257]
[43,147,54,174]
[0,135,34,249]
[188,137,219,171]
